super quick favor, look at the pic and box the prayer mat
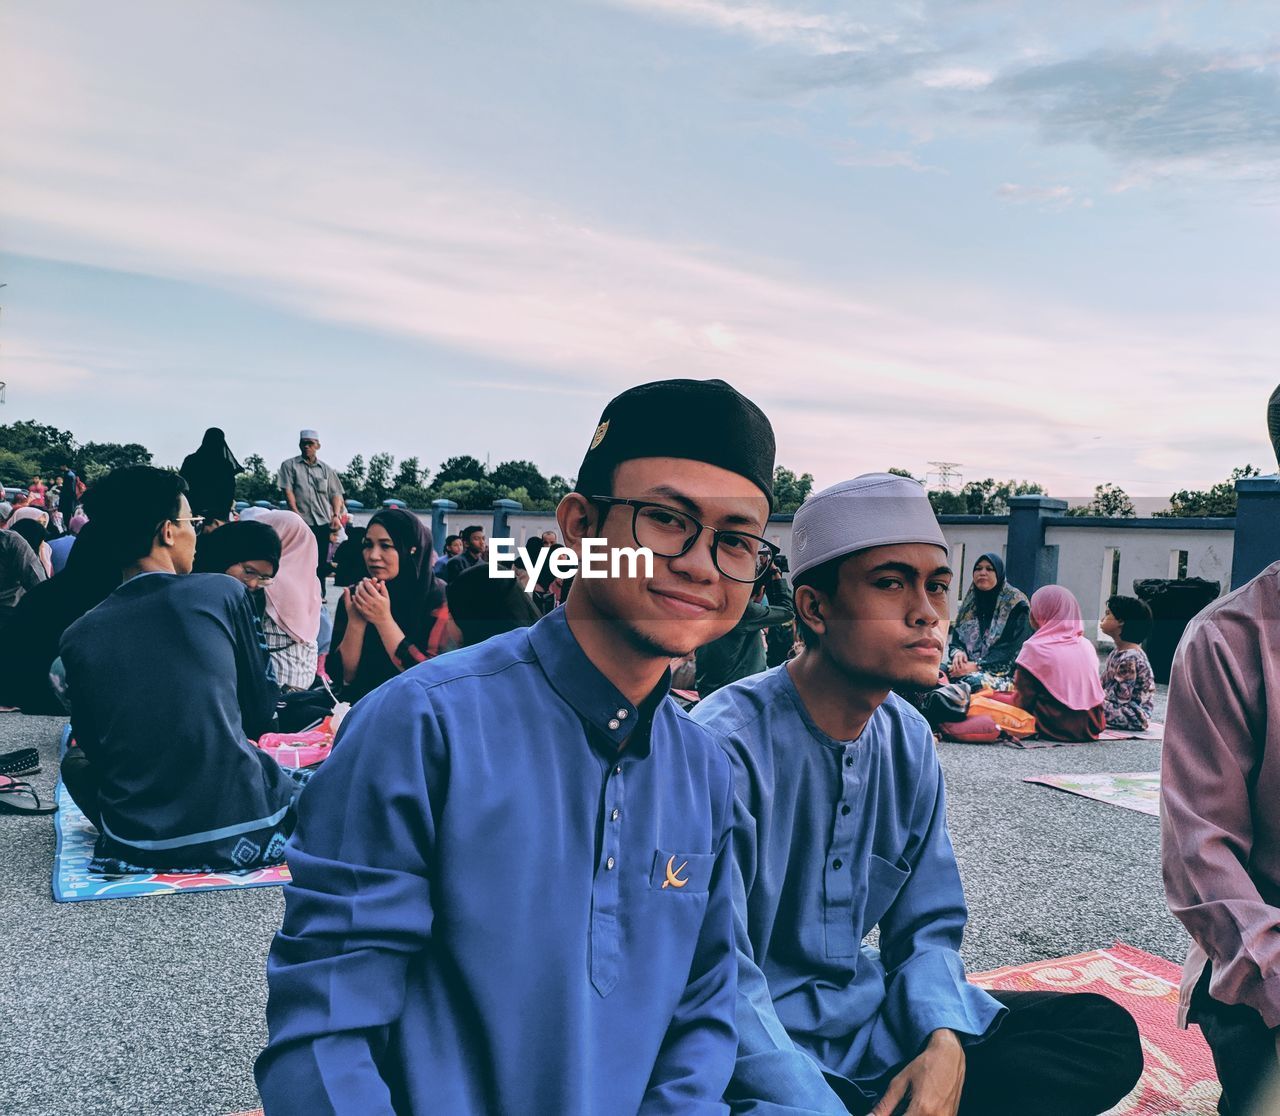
[1024,771,1160,817]
[970,944,1220,1114]
[52,781,292,902]
[1100,720,1165,742]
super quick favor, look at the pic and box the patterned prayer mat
[51,781,292,902]
[1024,771,1160,817]
[1002,720,1164,748]
[970,944,1220,1114]
[1100,720,1165,742]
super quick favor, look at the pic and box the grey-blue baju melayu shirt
[692,664,1003,1114]
[257,607,738,1116]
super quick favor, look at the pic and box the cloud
[996,182,1090,209]
[604,0,875,55]
[993,48,1280,174]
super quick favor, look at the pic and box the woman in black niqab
[329,508,447,701]
[180,428,243,522]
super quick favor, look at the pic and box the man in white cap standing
[279,430,345,588]
[693,473,1142,1116]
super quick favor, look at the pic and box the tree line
[0,419,1262,517]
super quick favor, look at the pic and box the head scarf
[951,552,1029,663]
[194,520,282,576]
[68,513,89,535]
[255,509,321,644]
[9,517,53,579]
[179,427,242,520]
[193,427,242,473]
[1016,585,1106,711]
[446,563,542,647]
[8,507,49,530]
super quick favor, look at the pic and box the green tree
[0,420,78,477]
[773,466,815,513]
[394,456,423,492]
[395,484,433,508]
[340,455,368,502]
[1158,465,1261,517]
[490,459,550,504]
[436,455,487,485]
[366,452,395,503]
[887,467,919,480]
[1065,483,1136,518]
[76,441,153,482]
[547,474,572,504]
[435,477,503,508]
[234,454,278,503]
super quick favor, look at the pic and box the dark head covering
[331,508,443,701]
[574,378,776,508]
[446,563,542,647]
[194,520,282,575]
[0,521,121,713]
[180,428,242,521]
[10,518,47,556]
[972,552,1005,633]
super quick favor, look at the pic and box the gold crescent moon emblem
[662,855,690,889]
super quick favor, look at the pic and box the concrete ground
[0,690,1183,1116]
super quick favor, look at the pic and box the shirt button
[606,857,616,870]
[617,709,629,720]
[608,719,621,730]
[832,859,843,870]
[845,756,854,767]
[614,764,622,776]
[610,808,620,822]
[841,805,851,816]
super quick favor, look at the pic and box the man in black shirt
[59,467,306,873]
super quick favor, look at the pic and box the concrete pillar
[1230,475,1280,589]
[1004,495,1067,596]
[491,498,522,541]
[431,500,457,550]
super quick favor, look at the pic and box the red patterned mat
[970,943,1220,1114]
[228,944,1218,1116]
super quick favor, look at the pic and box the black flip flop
[0,776,57,815]
[0,748,40,777]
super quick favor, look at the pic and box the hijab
[194,520,282,576]
[255,509,321,645]
[69,513,89,535]
[8,506,49,530]
[0,521,121,713]
[446,563,542,647]
[1016,585,1106,711]
[180,427,242,520]
[952,552,1029,663]
[9,517,52,578]
[331,508,443,699]
[189,427,242,473]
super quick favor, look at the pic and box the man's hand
[870,1030,965,1116]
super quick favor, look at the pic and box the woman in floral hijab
[948,552,1031,691]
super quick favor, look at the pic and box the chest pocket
[649,849,715,893]
[864,853,910,930]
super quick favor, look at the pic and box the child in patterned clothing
[1099,595,1156,731]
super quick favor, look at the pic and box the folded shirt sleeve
[1161,618,1280,1028]
[876,745,1004,1055]
[255,677,441,1114]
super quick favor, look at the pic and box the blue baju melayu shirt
[256,607,738,1116]
[692,665,1003,1114]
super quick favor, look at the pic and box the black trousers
[1190,964,1278,1115]
[845,990,1143,1116]
[310,524,331,588]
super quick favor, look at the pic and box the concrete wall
[1043,521,1233,639]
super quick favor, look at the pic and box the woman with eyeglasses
[329,507,448,702]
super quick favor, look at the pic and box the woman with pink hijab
[1012,585,1106,741]
[6,507,54,578]
[253,509,321,690]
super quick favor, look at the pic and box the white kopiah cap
[790,473,948,579]
[299,429,320,441]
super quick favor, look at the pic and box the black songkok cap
[574,378,776,508]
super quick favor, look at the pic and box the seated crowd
[0,381,1272,1113]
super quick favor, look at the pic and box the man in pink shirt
[1162,559,1280,1114]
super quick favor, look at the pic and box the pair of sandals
[0,749,55,815]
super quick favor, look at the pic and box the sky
[2,0,1278,502]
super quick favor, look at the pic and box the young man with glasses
[258,378,776,1115]
[278,430,345,588]
[58,466,307,874]
[694,474,1142,1116]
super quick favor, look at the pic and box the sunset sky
[3,0,1278,500]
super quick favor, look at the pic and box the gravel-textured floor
[0,688,1184,1116]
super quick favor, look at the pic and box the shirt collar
[528,607,671,758]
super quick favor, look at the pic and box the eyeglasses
[172,515,205,530]
[231,563,274,586]
[589,496,776,583]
